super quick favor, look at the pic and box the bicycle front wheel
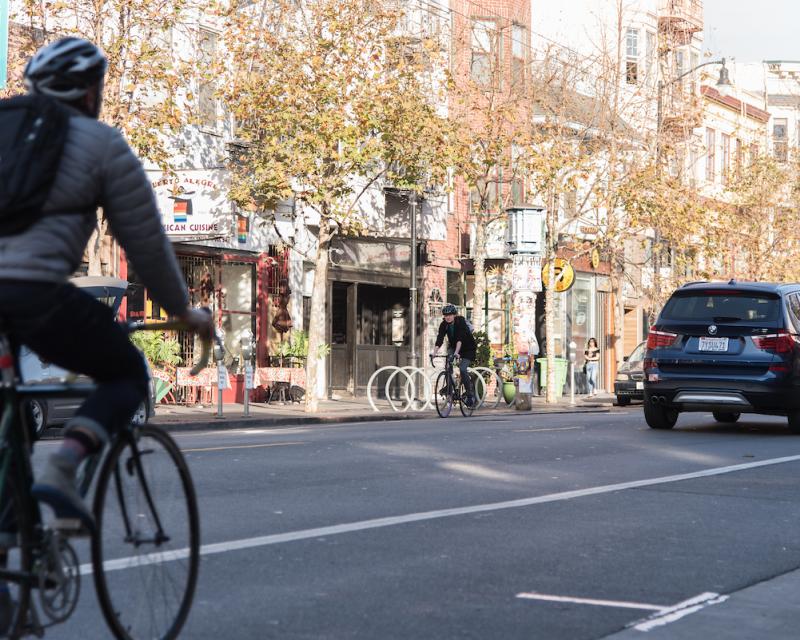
[434,371,453,418]
[92,425,200,640]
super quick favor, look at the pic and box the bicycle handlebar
[126,308,220,376]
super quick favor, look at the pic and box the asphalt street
[32,405,800,639]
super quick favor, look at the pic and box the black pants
[458,356,475,399]
[0,280,148,439]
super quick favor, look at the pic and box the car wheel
[787,410,800,434]
[644,399,678,430]
[26,399,48,439]
[712,411,740,424]
[616,396,631,406]
[130,400,149,426]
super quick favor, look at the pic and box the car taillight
[752,330,797,353]
[646,329,678,349]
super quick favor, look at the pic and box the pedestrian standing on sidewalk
[584,337,600,396]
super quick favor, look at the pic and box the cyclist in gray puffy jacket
[0,38,213,535]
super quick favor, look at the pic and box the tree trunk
[470,213,487,332]
[544,191,558,404]
[305,215,333,413]
[86,214,108,276]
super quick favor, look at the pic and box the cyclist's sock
[31,454,95,534]
[56,438,88,467]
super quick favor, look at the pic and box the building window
[446,271,464,306]
[706,128,716,182]
[471,19,499,87]
[675,50,685,82]
[750,142,760,164]
[773,117,788,162]
[198,29,218,130]
[645,31,655,85]
[625,28,639,85]
[721,133,730,185]
[735,138,743,176]
[511,24,527,91]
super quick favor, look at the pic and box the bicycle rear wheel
[92,425,199,640]
[0,466,34,639]
[434,371,453,418]
[459,375,476,417]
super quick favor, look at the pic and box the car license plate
[698,337,729,352]
[636,382,644,390]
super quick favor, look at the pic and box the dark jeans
[458,356,475,400]
[0,280,148,440]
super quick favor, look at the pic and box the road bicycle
[0,317,215,639]
[430,355,477,418]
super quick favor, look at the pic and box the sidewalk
[605,566,800,639]
[149,391,616,432]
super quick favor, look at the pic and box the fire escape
[658,0,704,143]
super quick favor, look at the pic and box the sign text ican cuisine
[150,173,226,237]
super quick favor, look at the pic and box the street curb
[151,404,614,433]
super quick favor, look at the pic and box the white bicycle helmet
[24,37,107,103]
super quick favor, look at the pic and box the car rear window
[661,291,780,322]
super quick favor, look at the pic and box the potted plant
[129,331,182,403]
[494,348,517,405]
[286,329,309,367]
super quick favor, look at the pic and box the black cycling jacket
[435,316,477,359]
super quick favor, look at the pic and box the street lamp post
[408,191,418,369]
[652,58,731,321]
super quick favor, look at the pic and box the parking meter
[568,341,577,405]
[241,337,254,416]
[214,342,225,418]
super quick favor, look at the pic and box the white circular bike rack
[366,363,506,413]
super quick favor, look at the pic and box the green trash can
[536,357,569,397]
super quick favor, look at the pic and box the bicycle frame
[431,355,461,401]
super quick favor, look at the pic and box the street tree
[218,0,453,412]
[7,0,202,274]
[704,155,800,282]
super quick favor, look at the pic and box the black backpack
[0,94,71,236]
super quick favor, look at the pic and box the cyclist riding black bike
[430,304,477,407]
[0,36,212,580]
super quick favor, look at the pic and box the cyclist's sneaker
[464,395,475,407]
[31,455,95,535]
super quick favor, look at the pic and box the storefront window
[569,276,595,358]
[358,285,408,345]
[220,262,256,370]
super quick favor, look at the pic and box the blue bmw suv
[643,280,800,432]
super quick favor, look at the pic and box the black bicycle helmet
[24,37,107,102]
[442,304,457,315]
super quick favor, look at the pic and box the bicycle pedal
[51,519,90,537]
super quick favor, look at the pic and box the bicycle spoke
[93,426,199,640]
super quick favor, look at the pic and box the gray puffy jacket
[0,109,189,315]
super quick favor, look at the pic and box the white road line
[513,427,583,432]
[77,453,800,575]
[182,442,304,453]
[632,592,729,631]
[516,592,665,612]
